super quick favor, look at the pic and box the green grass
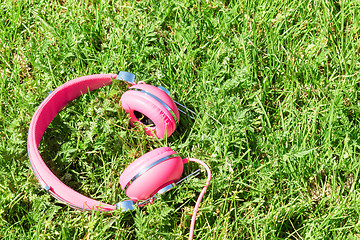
[1,0,360,239]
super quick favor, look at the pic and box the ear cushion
[119,147,183,200]
[120,83,180,139]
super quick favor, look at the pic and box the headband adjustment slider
[157,85,171,96]
[116,71,136,85]
[157,183,176,195]
[115,200,136,212]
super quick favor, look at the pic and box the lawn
[1,0,360,239]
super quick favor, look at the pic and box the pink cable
[184,158,211,240]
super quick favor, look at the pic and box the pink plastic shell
[119,147,183,200]
[120,83,180,139]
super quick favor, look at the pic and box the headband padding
[120,84,179,139]
[119,147,183,200]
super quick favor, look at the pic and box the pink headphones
[27,72,211,240]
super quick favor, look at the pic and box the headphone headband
[28,74,119,211]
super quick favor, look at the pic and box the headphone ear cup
[120,84,180,139]
[119,147,183,200]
